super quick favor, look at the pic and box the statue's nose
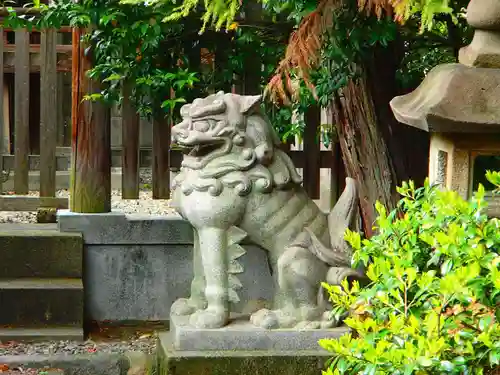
[172,121,189,139]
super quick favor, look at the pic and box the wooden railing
[0,26,72,211]
[0,25,344,213]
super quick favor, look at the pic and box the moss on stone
[157,334,332,375]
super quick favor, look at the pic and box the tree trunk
[367,40,429,188]
[331,41,429,236]
[70,28,111,213]
[332,76,398,237]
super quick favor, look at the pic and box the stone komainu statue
[170,91,363,330]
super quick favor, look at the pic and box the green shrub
[320,172,500,375]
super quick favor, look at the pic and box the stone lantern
[390,0,500,200]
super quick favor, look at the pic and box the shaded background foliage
[2,0,472,139]
[1,0,475,230]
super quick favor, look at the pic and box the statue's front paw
[250,308,279,329]
[250,308,304,329]
[189,308,229,329]
[171,298,198,316]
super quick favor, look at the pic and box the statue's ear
[180,103,191,118]
[240,94,262,114]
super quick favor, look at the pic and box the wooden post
[303,106,321,199]
[121,80,140,199]
[40,28,58,197]
[242,1,262,95]
[0,27,4,194]
[14,29,30,194]
[329,141,341,208]
[214,34,232,93]
[152,114,170,199]
[70,28,111,213]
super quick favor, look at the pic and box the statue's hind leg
[250,245,328,329]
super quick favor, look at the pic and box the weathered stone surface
[0,327,83,342]
[170,314,348,351]
[157,332,333,375]
[0,279,83,326]
[58,210,193,245]
[0,227,82,278]
[459,0,500,67]
[390,63,500,133]
[466,0,500,29]
[459,30,500,68]
[124,351,154,375]
[37,207,58,223]
[57,212,274,322]
[0,354,128,375]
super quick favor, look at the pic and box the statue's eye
[194,121,210,132]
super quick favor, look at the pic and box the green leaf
[103,73,123,82]
[417,357,433,367]
[440,361,455,371]
[452,356,466,366]
[490,350,499,365]
[441,259,453,276]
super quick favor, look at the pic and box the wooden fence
[0,26,344,212]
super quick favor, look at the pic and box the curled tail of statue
[306,177,360,267]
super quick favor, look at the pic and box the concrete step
[0,327,84,342]
[0,278,83,326]
[0,226,82,278]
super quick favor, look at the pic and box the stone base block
[170,313,348,351]
[57,210,274,322]
[158,331,334,375]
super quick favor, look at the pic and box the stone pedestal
[170,313,348,351]
[57,210,274,323]
[158,334,333,375]
[159,314,347,375]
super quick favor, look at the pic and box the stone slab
[157,331,333,375]
[58,210,193,245]
[58,210,258,245]
[83,244,273,321]
[57,211,274,322]
[170,313,348,351]
[0,229,82,278]
[0,278,83,326]
[0,327,84,342]
[0,353,129,375]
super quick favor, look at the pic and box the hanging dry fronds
[358,0,395,19]
[265,0,340,105]
[265,0,402,105]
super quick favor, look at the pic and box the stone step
[0,225,82,278]
[0,278,84,326]
[0,327,84,342]
[158,332,332,375]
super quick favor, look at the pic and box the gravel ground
[0,335,157,356]
[0,170,180,223]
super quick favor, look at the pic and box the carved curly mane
[244,112,303,190]
[173,93,303,196]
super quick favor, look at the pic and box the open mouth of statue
[177,140,225,158]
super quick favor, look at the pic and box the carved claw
[251,306,337,330]
[188,308,229,329]
[250,308,298,329]
[250,309,279,329]
[171,298,204,316]
[294,321,321,330]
